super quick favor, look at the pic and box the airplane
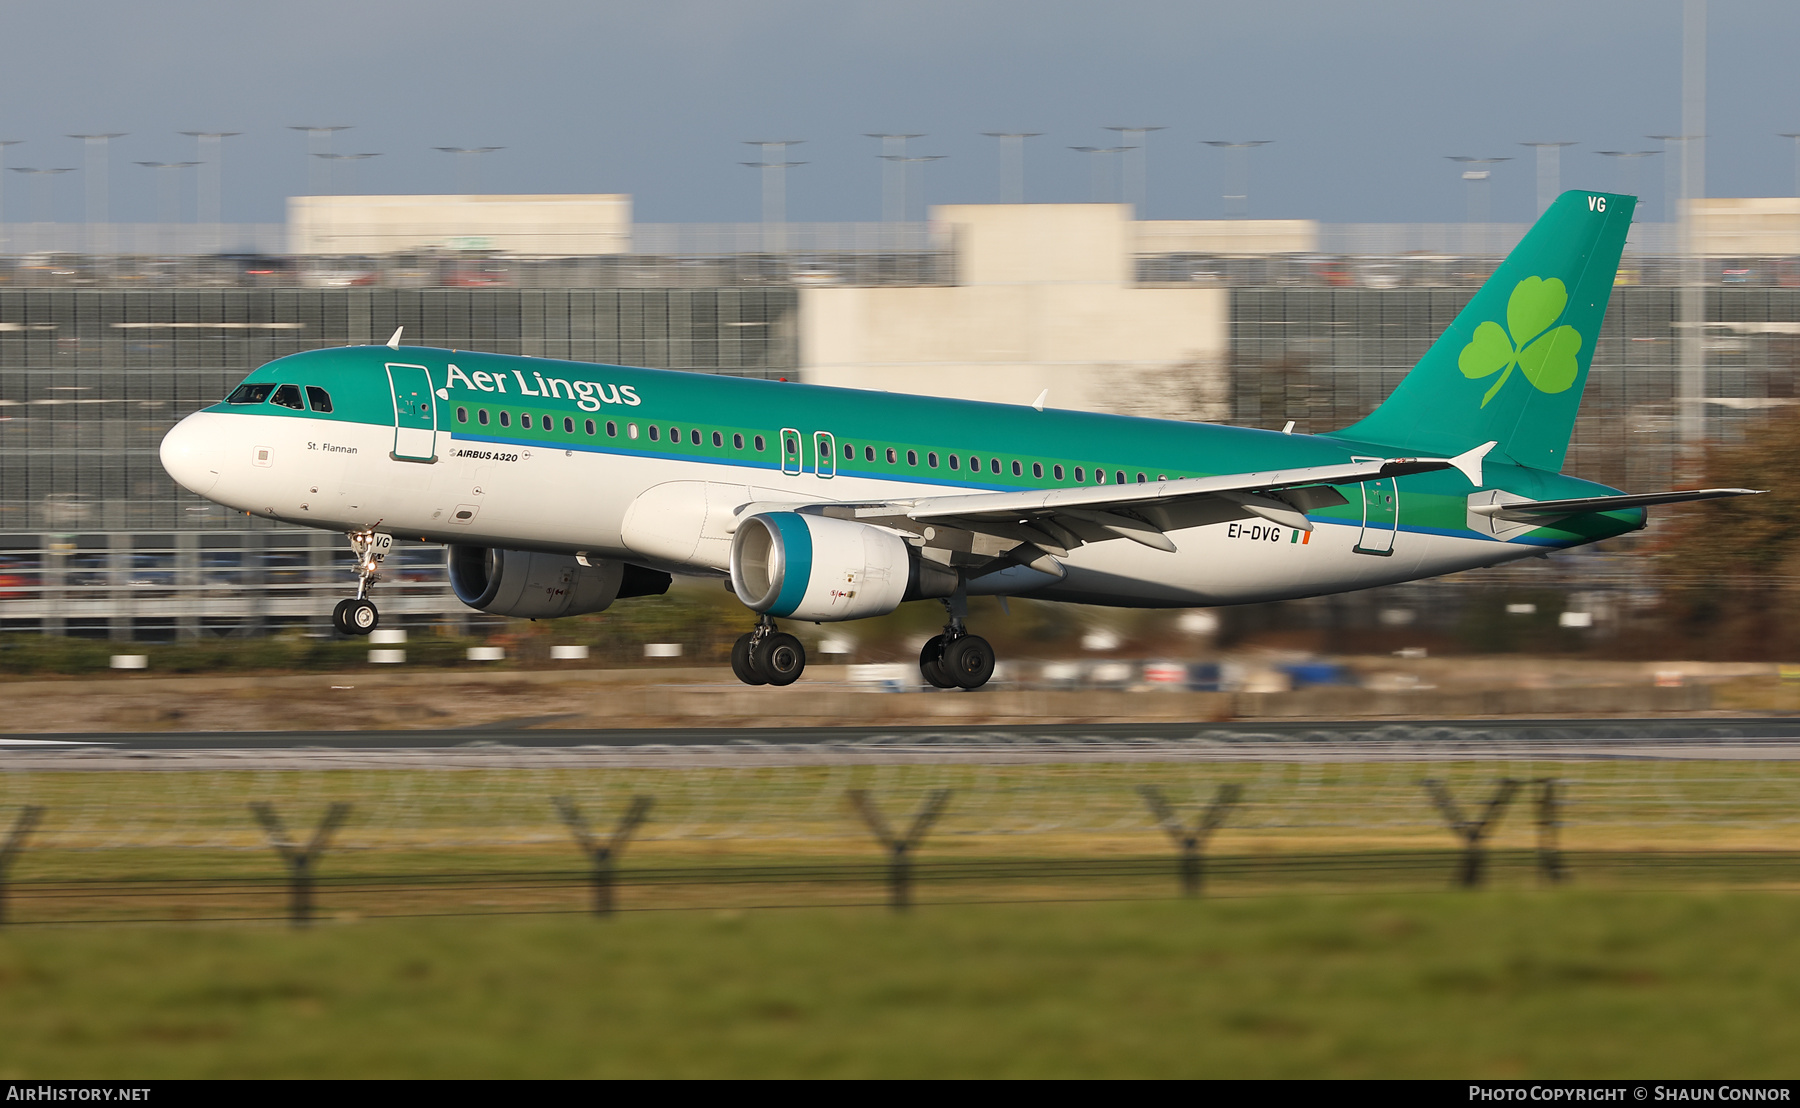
[159,190,1756,689]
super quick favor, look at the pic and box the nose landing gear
[730,615,807,686]
[331,528,390,636]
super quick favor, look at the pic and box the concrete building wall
[289,194,632,256]
[800,204,1230,420]
[1137,219,1321,256]
[1692,197,1800,257]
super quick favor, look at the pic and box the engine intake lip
[448,544,502,608]
[730,512,813,615]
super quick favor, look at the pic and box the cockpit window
[225,383,273,405]
[305,386,333,413]
[271,384,305,410]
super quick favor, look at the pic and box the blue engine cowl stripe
[766,512,814,618]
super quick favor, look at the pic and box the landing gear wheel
[731,632,767,686]
[331,598,354,635]
[343,598,379,636]
[942,634,995,690]
[918,634,954,688]
[753,632,806,686]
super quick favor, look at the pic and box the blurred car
[443,264,509,287]
[0,558,39,600]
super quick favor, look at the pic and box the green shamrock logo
[1458,276,1583,407]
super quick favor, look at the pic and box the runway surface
[3,717,1799,769]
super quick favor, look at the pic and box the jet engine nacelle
[448,546,667,619]
[730,512,936,622]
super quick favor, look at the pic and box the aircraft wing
[1468,487,1763,522]
[792,443,1496,579]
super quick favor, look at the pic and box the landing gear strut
[919,589,995,690]
[331,528,389,636]
[731,615,807,686]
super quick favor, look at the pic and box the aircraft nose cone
[160,412,222,497]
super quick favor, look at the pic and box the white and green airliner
[160,191,1753,688]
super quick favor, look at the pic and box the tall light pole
[879,155,946,222]
[1595,150,1659,199]
[1646,135,1690,224]
[741,141,804,224]
[433,146,504,195]
[68,133,125,256]
[1677,0,1707,458]
[865,134,924,221]
[11,168,75,252]
[289,126,351,196]
[1519,141,1577,214]
[1105,125,1164,213]
[136,161,198,254]
[179,131,241,250]
[981,132,1041,204]
[1202,140,1272,218]
[312,152,380,196]
[1069,146,1132,203]
[0,141,21,252]
[1447,156,1510,255]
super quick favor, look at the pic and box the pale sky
[2,0,1798,225]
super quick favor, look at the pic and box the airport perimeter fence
[0,723,1797,924]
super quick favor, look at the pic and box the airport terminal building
[2,196,1796,639]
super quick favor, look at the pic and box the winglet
[386,326,404,350]
[1450,441,1496,487]
[1032,389,1048,412]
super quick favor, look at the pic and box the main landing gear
[731,615,807,686]
[918,594,995,691]
[331,528,388,636]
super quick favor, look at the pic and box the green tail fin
[1333,189,1636,472]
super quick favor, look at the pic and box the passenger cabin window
[1073,467,1084,482]
[499,412,510,427]
[1012,461,1023,476]
[586,419,597,435]
[1032,463,1042,478]
[691,429,701,445]
[1116,471,1127,485]
[948,454,959,470]
[607,421,617,437]
[1053,464,1063,480]
[906,450,917,466]
[305,386,334,413]
[455,407,468,423]
[522,414,533,430]
[648,425,659,441]
[628,423,639,439]
[927,452,938,468]
[271,384,305,410]
[754,435,765,451]
[844,443,855,460]
[992,459,1001,474]
[226,383,273,405]
[713,431,723,447]
[733,433,744,449]
[565,417,575,434]
[886,448,897,464]
[478,410,490,426]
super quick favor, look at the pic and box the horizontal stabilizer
[1469,488,1763,522]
